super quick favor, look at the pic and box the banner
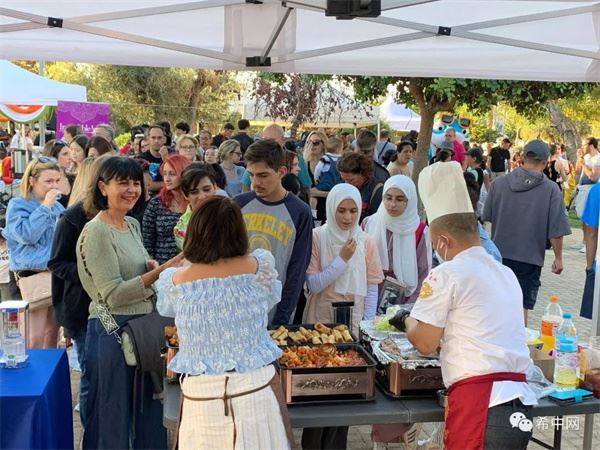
[56,101,110,139]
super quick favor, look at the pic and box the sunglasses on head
[36,156,58,164]
[311,140,322,145]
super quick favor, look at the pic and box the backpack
[315,154,342,191]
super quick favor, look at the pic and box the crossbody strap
[79,226,122,344]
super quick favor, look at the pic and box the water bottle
[540,296,563,352]
[553,313,578,390]
[0,309,27,368]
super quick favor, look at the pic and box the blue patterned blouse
[156,248,282,375]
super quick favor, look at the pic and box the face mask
[435,236,449,263]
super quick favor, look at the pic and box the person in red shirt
[1,152,12,184]
[444,128,466,169]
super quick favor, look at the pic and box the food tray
[278,343,376,405]
[269,323,357,347]
[376,362,444,397]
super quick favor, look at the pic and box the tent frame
[1,1,599,69]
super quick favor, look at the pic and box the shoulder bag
[17,270,53,311]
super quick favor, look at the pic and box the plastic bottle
[0,309,27,368]
[540,296,563,352]
[553,313,579,390]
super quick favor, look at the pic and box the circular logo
[249,234,272,252]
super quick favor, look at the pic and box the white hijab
[364,175,420,295]
[319,183,367,297]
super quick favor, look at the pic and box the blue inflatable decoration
[429,113,471,160]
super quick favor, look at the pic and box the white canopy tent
[0,60,87,106]
[0,0,598,357]
[0,1,598,82]
[380,97,421,131]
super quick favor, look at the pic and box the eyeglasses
[311,140,322,145]
[232,151,242,156]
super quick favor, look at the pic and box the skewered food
[279,345,367,368]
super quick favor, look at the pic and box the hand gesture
[339,238,357,262]
[146,259,159,271]
[159,145,169,160]
[43,189,63,208]
[551,258,563,275]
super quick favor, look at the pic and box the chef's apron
[444,372,526,450]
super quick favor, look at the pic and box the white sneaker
[579,246,586,254]
[74,403,80,412]
[571,242,585,250]
[401,423,422,450]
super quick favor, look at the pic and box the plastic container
[0,301,29,369]
[582,336,600,398]
[540,296,563,353]
[553,313,578,390]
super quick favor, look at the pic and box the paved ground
[70,229,599,449]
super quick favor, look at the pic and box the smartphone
[548,389,593,405]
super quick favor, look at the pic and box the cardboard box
[530,347,554,382]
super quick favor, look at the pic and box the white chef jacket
[411,246,537,407]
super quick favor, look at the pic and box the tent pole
[38,60,46,148]
[377,116,381,140]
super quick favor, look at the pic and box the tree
[341,76,595,182]
[16,61,238,134]
[252,73,375,138]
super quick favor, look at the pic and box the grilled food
[279,345,366,368]
[269,323,354,345]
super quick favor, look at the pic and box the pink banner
[56,101,110,139]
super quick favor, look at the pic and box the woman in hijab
[363,175,431,305]
[362,175,432,448]
[303,183,384,331]
[301,183,384,450]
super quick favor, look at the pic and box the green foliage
[39,62,238,134]
[115,133,130,147]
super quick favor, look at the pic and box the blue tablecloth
[0,349,74,449]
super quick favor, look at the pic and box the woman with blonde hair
[3,157,64,348]
[177,134,199,163]
[303,131,328,184]
[219,139,245,197]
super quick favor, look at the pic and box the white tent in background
[380,97,421,131]
[0,60,87,105]
[0,1,598,82]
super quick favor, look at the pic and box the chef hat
[418,161,473,223]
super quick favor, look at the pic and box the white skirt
[179,365,291,450]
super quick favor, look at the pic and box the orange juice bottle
[540,296,563,353]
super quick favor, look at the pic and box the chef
[393,162,537,450]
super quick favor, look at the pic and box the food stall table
[0,349,73,450]
[164,382,599,449]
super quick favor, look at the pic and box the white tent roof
[380,97,421,131]
[0,1,599,82]
[0,60,87,105]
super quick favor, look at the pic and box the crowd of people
[0,117,598,450]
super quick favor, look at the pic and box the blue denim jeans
[83,316,167,450]
[71,326,88,428]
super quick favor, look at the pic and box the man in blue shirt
[580,183,599,318]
